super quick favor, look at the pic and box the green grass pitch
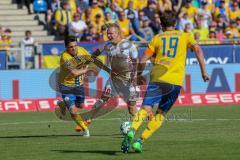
[0,105,240,160]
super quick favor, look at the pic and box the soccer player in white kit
[93,23,139,117]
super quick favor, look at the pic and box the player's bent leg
[121,106,151,153]
[130,106,152,131]
[75,119,92,132]
[74,101,92,132]
[57,100,67,115]
[69,106,90,137]
[93,95,109,109]
[131,109,165,153]
[127,101,137,118]
[140,110,165,142]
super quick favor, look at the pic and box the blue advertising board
[0,50,7,70]
[235,45,240,63]
[187,45,234,65]
[0,64,240,99]
[42,43,235,65]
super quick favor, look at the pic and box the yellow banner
[43,55,60,69]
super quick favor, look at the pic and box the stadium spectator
[194,31,201,42]
[68,0,79,14]
[143,0,158,22]
[77,0,89,13]
[0,29,12,50]
[158,0,172,12]
[117,11,135,37]
[0,26,4,39]
[82,8,92,25]
[193,20,209,40]
[180,0,198,22]
[149,13,162,34]
[83,25,99,42]
[117,0,139,9]
[214,0,229,22]
[196,0,212,28]
[136,0,148,11]
[97,0,107,10]
[216,14,227,31]
[92,14,105,35]
[140,17,154,41]
[184,23,193,33]
[216,28,226,42]
[105,12,115,24]
[16,0,32,14]
[229,1,240,21]
[90,0,105,24]
[138,10,146,28]
[172,0,182,12]
[225,20,239,38]
[125,1,142,37]
[0,29,14,62]
[209,21,218,32]
[178,12,194,31]
[236,16,240,32]
[68,12,87,41]
[205,30,220,44]
[21,30,36,69]
[54,0,73,40]
[104,2,119,22]
[99,25,108,41]
[47,0,61,34]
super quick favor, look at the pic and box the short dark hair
[64,36,77,46]
[160,11,177,29]
[25,30,31,35]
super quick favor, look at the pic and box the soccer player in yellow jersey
[121,11,210,153]
[58,36,91,137]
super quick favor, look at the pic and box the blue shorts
[142,82,181,112]
[60,84,85,107]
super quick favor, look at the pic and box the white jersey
[102,39,138,81]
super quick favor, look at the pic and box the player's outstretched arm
[137,48,154,85]
[138,48,154,75]
[70,66,88,77]
[192,44,210,82]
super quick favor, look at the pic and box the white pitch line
[0,118,121,126]
[0,118,240,126]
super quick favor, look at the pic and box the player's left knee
[127,102,136,116]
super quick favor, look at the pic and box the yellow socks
[74,114,88,131]
[131,109,148,131]
[141,114,164,142]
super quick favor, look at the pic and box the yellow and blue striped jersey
[59,46,90,87]
[148,30,197,86]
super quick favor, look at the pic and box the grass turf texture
[0,105,240,160]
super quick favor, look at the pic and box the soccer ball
[120,121,132,135]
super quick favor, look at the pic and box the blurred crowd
[45,0,240,44]
[0,26,36,69]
